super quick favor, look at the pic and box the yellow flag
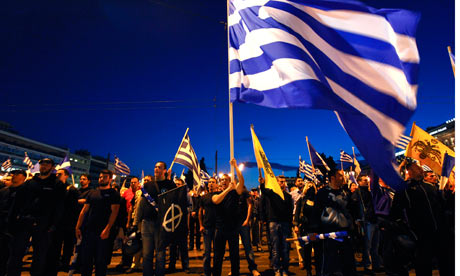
[250,126,284,200]
[406,122,455,176]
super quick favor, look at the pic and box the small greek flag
[1,158,12,170]
[396,134,412,150]
[340,150,353,163]
[23,152,33,169]
[114,156,130,176]
[56,154,72,174]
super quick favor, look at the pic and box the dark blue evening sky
[1,0,455,188]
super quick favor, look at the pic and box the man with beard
[134,162,176,276]
[75,169,120,276]
[78,174,92,204]
[7,158,67,276]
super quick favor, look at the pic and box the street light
[238,163,245,171]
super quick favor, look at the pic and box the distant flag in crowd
[200,170,211,187]
[447,46,455,76]
[299,156,316,181]
[348,171,358,185]
[55,154,72,175]
[114,156,131,176]
[251,125,284,200]
[396,134,412,150]
[1,158,12,171]
[173,131,201,188]
[23,152,34,169]
[340,151,353,163]
[421,164,432,172]
[29,162,40,174]
[228,0,420,191]
[306,139,330,171]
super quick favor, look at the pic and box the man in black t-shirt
[75,169,120,276]
[199,177,219,276]
[212,158,245,276]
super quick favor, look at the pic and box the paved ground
[21,243,437,275]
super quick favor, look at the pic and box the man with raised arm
[212,158,245,276]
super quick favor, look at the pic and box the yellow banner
[406,123,455,177]
[250,126,284,200]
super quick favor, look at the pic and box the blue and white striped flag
[396,134,412,150]
[299,156,316,181]
[1,158,12,171]
[56,154,72,175]
[174,133,201,188]
[229,0,420,191]
[23,152,33,169]
[340,150,353,163]
[200,170,211,188]
[114,156,130,176]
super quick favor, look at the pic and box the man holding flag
[134,161,176,276]
[212,158,245,276]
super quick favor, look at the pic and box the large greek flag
[229,0,420,191]
[174,134,201,188]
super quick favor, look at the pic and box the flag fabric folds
[306,140,330,171]
[56,154,72,175]
[174,134,201,188]
[157,185,189,250]
[441,152,455,177]
[1,158,12,170]
[200,170,211,188]
[114,156,131,176]
[251,126,284,200]
[405,123,455,177]
[396,134,412,150]
[228,0,420,191]
[23,152,33,169]
[340,150,353,163]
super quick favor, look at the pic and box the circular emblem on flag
[162,203,183,232]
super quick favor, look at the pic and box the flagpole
[305,136,315,173]
[169,128,190,171]
[71,174,75,187]
[341,161,343,171]
[447,46,455,76]
[227,0,235,181]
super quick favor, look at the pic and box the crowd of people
[0,156,455,276]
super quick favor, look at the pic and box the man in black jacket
[258,175,293,276]
[351,175,380,272]
[391,161,453,275]
[314,168,355,276]
[134,162,176,276]
[8,158,67,276]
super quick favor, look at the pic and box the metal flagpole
[169,128,190,171]
[305,136,315,174]
[447,46,455,76]
[227,0,235,181]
